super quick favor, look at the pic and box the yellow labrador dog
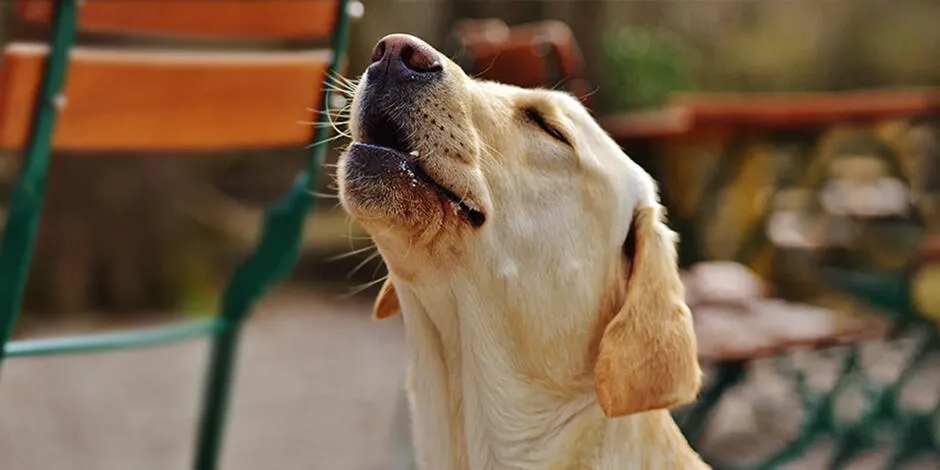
[338,34,709,470]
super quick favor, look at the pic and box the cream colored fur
[338,35,709,470]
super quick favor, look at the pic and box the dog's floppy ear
[373,278,401,320]
[594,205,701,417]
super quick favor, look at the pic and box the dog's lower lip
[348,142,486,227]
[411,162,486,227]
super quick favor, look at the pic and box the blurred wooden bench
[0,1,355,469]
[598,89,940,141]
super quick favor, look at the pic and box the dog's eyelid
[523,107,572,146]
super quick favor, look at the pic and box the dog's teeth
[463,199,479,212]
[409,151,420,157]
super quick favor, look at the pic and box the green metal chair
[0,1,352,468]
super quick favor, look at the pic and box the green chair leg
[191,175,315,470]
[194,326,243,470]
[191,3,353,467]
[0,0,78,368]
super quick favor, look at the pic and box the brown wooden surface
[602,89,940,142]
[16,0,339,40]
[673,89,940,128]
[0,43,330,152]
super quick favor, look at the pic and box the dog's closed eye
[524,107,571,146]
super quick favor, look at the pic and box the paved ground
[0,288,407,470]
[1,287,937,469]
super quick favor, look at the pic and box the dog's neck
[392,263,704,470]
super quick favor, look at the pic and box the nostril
[400,44,442,73]
[399,45,415,70]
[371,40,386,63]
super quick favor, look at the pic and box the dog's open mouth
[356,111,486,227]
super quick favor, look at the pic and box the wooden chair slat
[16,0,340,40]
[672,89,940,128]
[602,89,940,142]
[0,43,330,152]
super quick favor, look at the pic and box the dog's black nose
[370,34,442,77]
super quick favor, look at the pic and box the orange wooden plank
[16,0,339,40]
[601,89,940,142]
[0,43,330,152]
[672,89,940,128]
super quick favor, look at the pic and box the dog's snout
[370,34,442,77]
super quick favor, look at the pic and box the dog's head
[338,34,700,417]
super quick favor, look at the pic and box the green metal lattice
[678,321,940,469]
[0,1,352,469]
[672,131,940,469]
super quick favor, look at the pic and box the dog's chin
[339,142,483,237]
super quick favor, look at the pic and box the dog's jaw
[339,38,491,253]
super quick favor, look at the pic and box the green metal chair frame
[0,1,351,469]
[670,130,940,469]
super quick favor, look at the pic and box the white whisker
[305,190,339,199]
[327,243,378,262]
[338,275,388,299]
[306,132,347,149]
[346,249,382,279]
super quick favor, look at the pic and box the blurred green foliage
[598,26,696,112]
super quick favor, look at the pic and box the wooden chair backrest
[0,0,342,152]
[455,19,592,103]
[16,0,340,39]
